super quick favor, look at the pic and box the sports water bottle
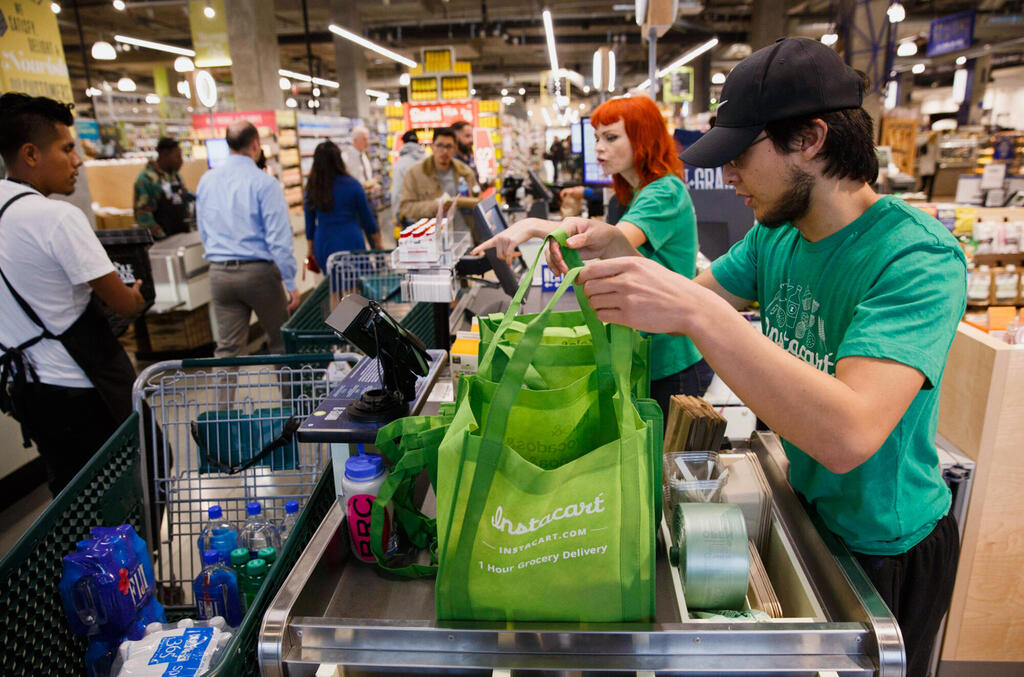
[257,546,277,567]
[192,549,244,627]
[229,547,251,612]
[197,504,238,563]
[241,558,269,609]
[238,501,281,559]
[279,500,300,543]
[341,453,399,563]
[457,176,470,197]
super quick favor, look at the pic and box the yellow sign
[0,0,73,102]
[189,0,231,68]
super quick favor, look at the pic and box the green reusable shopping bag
[477,234,651,398]
[434,245,657,622]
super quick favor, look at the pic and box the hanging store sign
[0,1,73,101]
[662,66,694,103]
[189,0,231,68]
[403,100,478,129]
[927,10,976,57]
[191,110,278,137]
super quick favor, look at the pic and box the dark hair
[764,107,878,184]
[401,129,420,144]
[226,122,259,151]
[432,127,456,143]
[156,137,179,154]
[305,141,348,212]
[449,121,471,132]
[0,93,75,165]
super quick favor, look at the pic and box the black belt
[211,259,272,267]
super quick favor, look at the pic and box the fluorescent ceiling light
[277,69,339,88]
[952,68,968,104]
[897,40,917,57]
[501,88,508,96]
[176,80,190,97]
[583,84,591,93]
[51,2,61,14]
[145,93,160,104]
[285,97,297,108]
[518,87,526,95]
[657,38,719,77]
[542,10,559,75]
[955,55,967,66]
[912,63,926,74]
[887,2,905,23]
[365,88,389,99]
[85,87,102,97]
[203,3,215,18]
[116,77,136,92]
[607,50,615,91]
[328,24,417,68]
[112,0,125,10]
[636,78,651,91]
[470,88,476,95]
[279,76,291,90]
[821,33,839,46]
[592,50,602,92]
[399,73,410,86]
[115,35,196,57]
[174,56,195,72]
[92,41,116,60]
[312,87,321,97]
[711,72,726,84]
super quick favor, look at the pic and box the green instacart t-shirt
[621,174,703,380]
[710,196,966,555]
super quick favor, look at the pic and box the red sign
[473,128,497,183]
[403,100,478,130]
[190,110,278,136]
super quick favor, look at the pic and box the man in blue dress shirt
[197,121,299,357]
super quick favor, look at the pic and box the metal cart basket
[0,408,336,677]
[327,248,404,306]
[133,353,338,615]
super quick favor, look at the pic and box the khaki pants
[209,261,288,357]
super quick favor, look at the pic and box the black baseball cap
[401,129,420,144]
[681,37,864,168]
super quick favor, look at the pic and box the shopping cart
[133,353,340,613]
[327,248,405,306]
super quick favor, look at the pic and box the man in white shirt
[0,92,146,494]
[342,125,379,194]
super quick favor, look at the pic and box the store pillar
[329,0,370,120]
[692,52,712,116]
[750,0,789,50]
[837,0,896,136]
[224,0,282,111]
[956,56,990,127]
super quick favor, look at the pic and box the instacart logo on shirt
[763,283,836,374]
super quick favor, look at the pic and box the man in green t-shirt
[550,38,964,677]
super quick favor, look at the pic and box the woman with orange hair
[472,95,712,407]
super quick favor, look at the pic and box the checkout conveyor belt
[258,432,903,676]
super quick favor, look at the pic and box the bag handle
[190,415,302,475]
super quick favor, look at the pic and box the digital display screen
[570,121,582,154]
[581,117,613,186]
[205,138,230,169]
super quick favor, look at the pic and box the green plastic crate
[0,412,336,676]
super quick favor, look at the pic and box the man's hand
[546,218,639,274]
[286,288,302,312]
[576,257,702,336]
[559,186,585,201]
[455,196,479,209]
[470,217,554,263]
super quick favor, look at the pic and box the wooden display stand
[880,115,918,177]
[936,323,1024,676]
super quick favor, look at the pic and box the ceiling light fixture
[174,56,195,72]
[657,38,719,78]
[312,87,321,97]
[912,63,926,74]
[711,72,726,84]
[955,55,967,66]
[399,73,410,86]
[501,88,508,96]
[583,84,591,93]
[112,0,126,10]
[279,76,291,90]
[116,77,136,92]
[176,80,190,97]
[203,3,215,18]
[607,50,615,91]
[277,68,339,88]
[887,2,905,23]
[285,97,297,108]
[115,35,196,57]
[328,24,417,68]
[897,40,917,57]
[85,87,102,97]
[50,2,61,14]
[145,93,160,104]
[518,87,526,95]
[91,41,117,60]
[542,9,559,75]
[365,88,389,99]
[821,33,839,46]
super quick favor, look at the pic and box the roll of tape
[669,502,749,610]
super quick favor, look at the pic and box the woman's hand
[470,217,555,263]
[545,217,638,275]
[559,186,584,201]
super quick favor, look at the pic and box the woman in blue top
[304,141,382,271]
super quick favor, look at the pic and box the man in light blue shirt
[197,120,299,357]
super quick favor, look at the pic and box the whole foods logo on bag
[490,493,605,536]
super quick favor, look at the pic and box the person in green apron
[472,95,713,414]
[0,92,146,495]
[549,39,962,677]
[133,137,194,239]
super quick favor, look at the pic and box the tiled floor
[0,483,51,559]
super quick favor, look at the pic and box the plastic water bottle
[238,501,281,559]
[241,558,269,609]
[457,176,470,197]
[342,453,399,563]
[197,505,238,564]
[229,547,251,612]
[279,500,300,543]
[192,549,244,627]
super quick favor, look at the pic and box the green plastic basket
[0,413,145,675]
[0,412,336,676]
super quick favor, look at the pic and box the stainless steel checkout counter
[258,427,903,676]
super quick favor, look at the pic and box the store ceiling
[58,0,1024,106]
